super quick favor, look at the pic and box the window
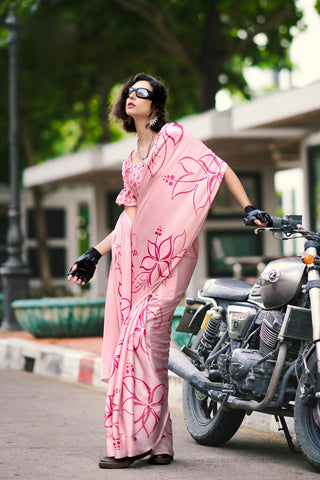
[206,229,262,278]
[208,172,261,218]
[26,207,67,279]
[27,208,66,239]
[27,247,66,279]
[308,146,320,232]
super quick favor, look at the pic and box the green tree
[1,0,305,176]
[113,0,304,109]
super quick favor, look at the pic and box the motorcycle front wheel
[295,352,320,471]
[182,379,245,446]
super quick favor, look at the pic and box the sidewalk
[0,329,294,436]
[0,330,103,353]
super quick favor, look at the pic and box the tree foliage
[0,0,305,183]
[113,0,303,108]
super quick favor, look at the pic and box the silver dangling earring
[149,116,158,128]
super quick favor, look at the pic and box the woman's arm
[223,166,269,226]
[223,166,251,209]
[94,231,114,256]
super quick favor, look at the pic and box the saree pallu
[101,122,227,458]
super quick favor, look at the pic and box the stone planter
[11,298,188,344]
[11,297,105,338]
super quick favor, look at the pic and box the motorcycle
[169,214,320,471]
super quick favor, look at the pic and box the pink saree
[101,122,227,458]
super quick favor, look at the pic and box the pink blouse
[115,154,144,207]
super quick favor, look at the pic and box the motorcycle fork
[305,243,320,396]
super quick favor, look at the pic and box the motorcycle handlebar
[243,216,281,227]
[270,216,287,228]
[244,214,303,229]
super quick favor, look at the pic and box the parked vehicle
[169,215,320,471]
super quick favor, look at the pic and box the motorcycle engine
[226,310,285,398]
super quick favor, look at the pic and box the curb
[0,337,103,389]
[0,337,182,398]
[0,336,295,437]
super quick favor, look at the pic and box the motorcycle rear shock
[198,307,224,358]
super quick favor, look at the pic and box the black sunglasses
[128,87,154,100]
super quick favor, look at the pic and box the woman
[67,73,270,469]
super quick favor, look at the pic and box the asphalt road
[1,369,319,480]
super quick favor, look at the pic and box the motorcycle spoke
[200,397,218,419]
[202,399,212,418]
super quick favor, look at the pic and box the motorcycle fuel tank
[260,257,306,309]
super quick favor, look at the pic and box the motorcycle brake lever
[254,224,298,235]
[253,227,269,234]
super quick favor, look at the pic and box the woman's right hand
[67,247,102,286]
[67,263,84,285]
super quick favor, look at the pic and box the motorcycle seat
[200,278,253,301]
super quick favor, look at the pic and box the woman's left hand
[245,208,271,227]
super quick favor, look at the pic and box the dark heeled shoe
[99,450,151,469]
[148,454,173,465]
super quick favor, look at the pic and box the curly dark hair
[110,73,168,133]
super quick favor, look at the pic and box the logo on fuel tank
[268,269,280,283]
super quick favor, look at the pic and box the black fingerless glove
[67,247,102,284]
[244,205,271,225]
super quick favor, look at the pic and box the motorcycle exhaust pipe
[169,343,288,413]
[168,346,225,402]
